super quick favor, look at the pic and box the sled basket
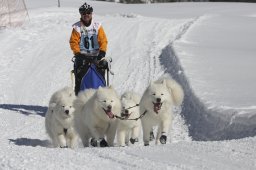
[80,64,106,91]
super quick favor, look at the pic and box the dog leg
[57,134,67,148]
[106,122,117,147]
[69,135,78,149]
[125,131,131,145]
[159,119,171,144]
[51,136,59,148]
[65,129,77,149]
[117,127,126,147]
[155,125,162,145]
[79,127,90,147]
[142,120,152,146]
[130,126,140,144]
[149,128,155,141]
[81,136,89,147]
[89,127,105,147]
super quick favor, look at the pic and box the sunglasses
[81,11,92,15]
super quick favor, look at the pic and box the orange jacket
[69,20,108,55]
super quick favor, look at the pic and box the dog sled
[71,54,113,95]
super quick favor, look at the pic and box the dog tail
[165,78,184,106]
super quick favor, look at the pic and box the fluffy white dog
[45,87,77,148]
[140,77,184,146]
[74,86,121,147]
[116,92,141,147]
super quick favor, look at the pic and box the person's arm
[69,28,81,55]
[97,26,108,57]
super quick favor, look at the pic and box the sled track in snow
[90,147,183,169]
[159,41,256,140]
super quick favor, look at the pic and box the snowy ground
[0,1,256,169]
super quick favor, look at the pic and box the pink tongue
[106,111,114,119]
[154,103,161,113]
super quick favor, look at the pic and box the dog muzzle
[152,102,162,114]
[103,108,115,119]
[121,111,132,119]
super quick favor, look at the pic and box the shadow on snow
[9,138,50,147]
[0,104,47,117]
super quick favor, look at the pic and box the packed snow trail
[1,2,256,169]
[1,6,256,142]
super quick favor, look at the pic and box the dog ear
[150,81,155,87]
[49,102,57,108]
[162,79,167,86]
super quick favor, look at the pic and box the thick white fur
[45,87,77,148]
[74,86,121,147]
[140,77,184,145]
[117,91,141,146]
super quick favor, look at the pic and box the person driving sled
[69,2,108,95]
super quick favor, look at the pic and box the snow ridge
[160,44,256,141]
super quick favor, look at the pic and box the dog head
[121,98,136,119]
[96,86,121,119]
[121,92,140,119]
[49,87,76,119]
[147,80,172,114]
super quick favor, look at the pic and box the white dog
[74,86,121,147]
[45,87,77,148]
[140,77,184,146]
[116,92,141,146]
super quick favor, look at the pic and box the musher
[69,2,108,95]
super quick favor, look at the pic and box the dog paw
[90,138,108,147]
[60,146,68,148]
[99,138,108,147]
[130,138,139,144]
[90,138,97,147]
[144,143,149,146]
[160,135,167,144]
[149,131,155,141]
[130,138,136,144]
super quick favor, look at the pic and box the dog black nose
[125,109,129,114]
[107,105,112,110]
[65,110,69,115]
[156,98,161,103]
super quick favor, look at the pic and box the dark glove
[97,50,106,60]
[98,59,108,69]
[97,50,108,69]
[74,52,84,58]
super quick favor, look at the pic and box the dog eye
[161,94,164,95]
[103,100,107,103]
[152,93,156,96]
[62,106,65,108]
[111,100,113,102]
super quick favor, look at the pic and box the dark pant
[74,55,105,95]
